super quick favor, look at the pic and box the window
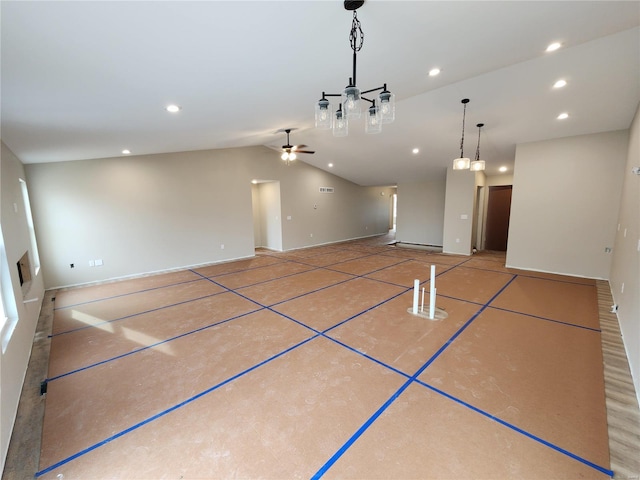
[19,178,40,276]
[0,225,18,353]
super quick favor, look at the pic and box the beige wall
[395,180,446,246]
[442,168,478,255]
[610,103,640,402]
[0,142,46,473]
[507,130,628,278]
[24,146,392,288]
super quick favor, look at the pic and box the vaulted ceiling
[2,1,639,186]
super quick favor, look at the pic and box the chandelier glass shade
[315,1,394,136]
[365,103,382,134]
[333,105,348,137]
[315,98,332,129]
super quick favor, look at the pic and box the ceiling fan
[278,128,314,163]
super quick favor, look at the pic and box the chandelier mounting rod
[315,0,395,135]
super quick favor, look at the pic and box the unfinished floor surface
[35,237,616,479]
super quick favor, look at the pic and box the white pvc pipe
[429,265,436,319]
[412,279,419,314]
[421,288,425,312]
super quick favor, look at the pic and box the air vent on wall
[319,187,335,193]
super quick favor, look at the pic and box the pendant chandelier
[315,1,395,136]
[470,123,486,172]
[452,99,471,170]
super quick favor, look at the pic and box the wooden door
[485,185,512,251]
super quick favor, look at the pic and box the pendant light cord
[459,101,467,157]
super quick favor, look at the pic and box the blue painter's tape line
[311,376,415,480]
[47,307,263,382]
[53,278,204,311]
[51,291,228,337]
[487,305,602,332]
[193,267,357,311]
[199,258,290,280]
[35,334,320,477]
[323,335,411,380]
[219,264,327,291]
[418,381,614,477]
[312,274,518,478]
[322,286,411,334]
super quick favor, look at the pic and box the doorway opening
[484,185,512,251]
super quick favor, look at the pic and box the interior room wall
[0,142,46,473]
[395,180,446,246]
[506,130,628,279]
[610,103,640,402]
[277,166,394,251]
[24,146,391,289]
[442,168,477,255]
[25,148,257,288]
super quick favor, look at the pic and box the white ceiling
[2,1,639,186]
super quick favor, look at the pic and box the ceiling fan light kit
[279,129,315,165]
[315,0,394,137]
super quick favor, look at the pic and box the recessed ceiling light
[499,166,507,173]
[328,163,333,168]
[412,148,420,154]
[122,149,131,155]
[557,112,569,120]
[546,42,562,52]
[428,68,440,77]
[553,79,567,89]
[166,104,181,113]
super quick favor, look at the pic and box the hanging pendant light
[452,99,470,170]
[470,123,486,171]
[315,1,394,136]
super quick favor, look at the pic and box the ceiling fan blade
[292,144,308,150]
[297,150,315,154]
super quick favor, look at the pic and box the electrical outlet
[95,259,103,266]
[89,260,95,267]
[310,233,313,237]
[220,244,225,249]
